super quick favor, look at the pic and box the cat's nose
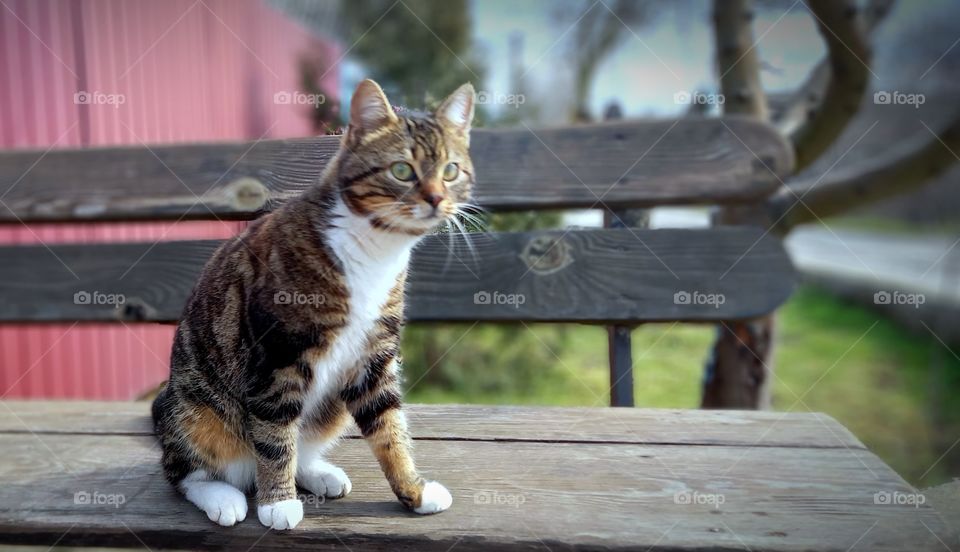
[423,193,443,208]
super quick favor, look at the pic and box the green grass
[404,286,960,487]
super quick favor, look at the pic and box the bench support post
[604,208,648,407]
[607,326,635,407]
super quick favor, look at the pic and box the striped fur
[152,80,474,528]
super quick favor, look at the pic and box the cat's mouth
[366,202,454,235]
[400,201,454,223]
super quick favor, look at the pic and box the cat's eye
[390,162,416,182]
[442,162,460,182]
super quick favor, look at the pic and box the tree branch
[714,0,768,118]
[786,0,873,170]
[772,0,894,138]
[769,114,960,231]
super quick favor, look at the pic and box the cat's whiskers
[442,218,456,274]
[448,213,479,267]
[454,203,487,230]
[457,202,487,215]
[455,212,486,233]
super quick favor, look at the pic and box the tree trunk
[704,0,773,409]
[702,320,774,409]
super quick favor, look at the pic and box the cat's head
[337,79,475,235]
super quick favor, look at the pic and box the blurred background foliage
[339,0,484,109]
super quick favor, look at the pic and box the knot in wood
[519,235,573,276]
[226,177,268,211]
[117,297,155,322]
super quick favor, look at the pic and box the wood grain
[0,227,796,323]
[0,117,793,222]
[0,425,946,551]
[0,402,865,449]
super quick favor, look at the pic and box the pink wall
[0,0,339,399]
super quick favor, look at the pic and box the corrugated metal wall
[0,0,338,399]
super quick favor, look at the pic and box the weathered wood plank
[0,227,796,323]
[0,433,944,551]
[0,117,793,222]
[0,402,865,449]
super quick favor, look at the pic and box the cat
[151,79,475,530]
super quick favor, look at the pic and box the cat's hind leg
[180,470,249,527]
[154,386,250,527]
[296,400,353,498]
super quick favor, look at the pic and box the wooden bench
[0,118,949,550]
[0,402,949,550]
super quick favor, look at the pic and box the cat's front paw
[413,481,452,515]
[257,498,303,530]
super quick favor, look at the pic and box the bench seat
[0,401,948,551]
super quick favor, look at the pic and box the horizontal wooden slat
[0,402,864,449]
[0,117,793,222]
[0,227,795,323]
[0,405,945,551]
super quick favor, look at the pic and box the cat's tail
[138,380,167,401]
[146,380,170,433]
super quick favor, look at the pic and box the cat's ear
[436,83,475,135]
[348,79,398,136]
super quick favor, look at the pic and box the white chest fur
[302,201,419,414]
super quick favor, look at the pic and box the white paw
[414,481,452,514]
[257,498,304,530]
[298,461,352,498]
[182,479,248,527]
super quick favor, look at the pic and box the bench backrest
[0,117,795,325]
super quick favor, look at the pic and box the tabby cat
[151,79,475,530]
